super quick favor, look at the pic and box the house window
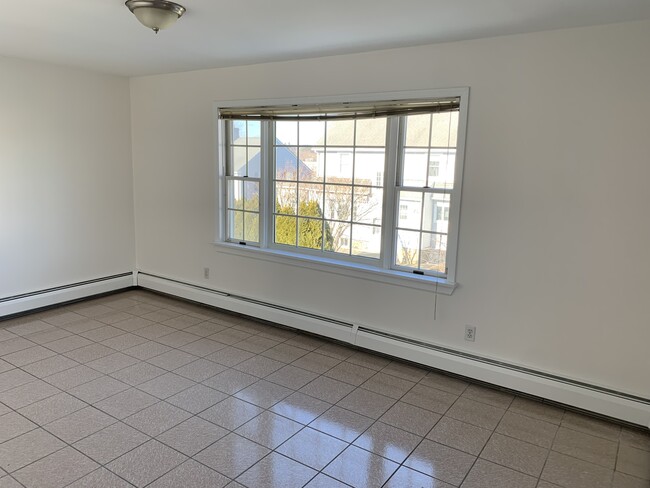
[218,89,467,284]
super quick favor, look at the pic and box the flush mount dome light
[125,0,186,34]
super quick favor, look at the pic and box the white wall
[130,20,650,399]
[0,56,134,298]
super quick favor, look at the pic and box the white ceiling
[2,0,650,77]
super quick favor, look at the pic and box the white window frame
[214,88,469,294]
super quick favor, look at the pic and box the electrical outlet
[465,325,476,342]
[203,267,210,279]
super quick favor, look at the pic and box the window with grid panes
[218,90,467,285]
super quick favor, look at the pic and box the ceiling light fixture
[125,0,186,34]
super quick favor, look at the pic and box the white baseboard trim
[136,271,650,428]
[0,273,134,318]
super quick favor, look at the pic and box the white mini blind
[219,97,460,121]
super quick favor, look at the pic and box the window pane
[275,181,297,214]
[232,120,246,142]
[276,120,298,145]
[356,118,386,146]
[324,184,352,222]
[353,149,385,186]
[398,191,422,230]
[429,149,456,190]
[231,147,247,176]
[353,188,382,224]
[299,120,325,146]
[247,146,261,178]
[326,120,354,146]
[298,183,324,217]
[396,230,420,267]
[243,212,259,243]
[276,146,298,180]
[298,217,325,250]
[325,148,353,183]
[402,148,428,187]
[298,147,324,182]
[275,215,296,246]
[420,233,447,273]
[325,221,350,254]
[244,181,259,211]
[430,112,458,148]
[246,121,261,144]
[422,193,450,233]
[351,224,380,259]
[405,114,431,147]
[228,210,244,241]
[227,180,243,209]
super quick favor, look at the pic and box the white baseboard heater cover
[0,272,134,318]
[145,272,650,428]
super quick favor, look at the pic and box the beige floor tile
[345,351,392,371]
[100,333,148,351]
[235,410,302,449]
[147,349,197,371]
[0,369,38,393]
[292,352,341,374]
[427,416,491,455]
[0,412,37,444]
[324,445,398,488]
[2,345,56,367]
[553,426,618,468]
[270,391,331,424]
[446,397,505,430]
[235,335,280,354]
[509,396,564,425]
[354,421,421,463]
[194,433,270,479]
[617,444,650,480]
[110,361,166,386]
[277,427,348,470]
[462,458,537,488]
[337,387,395,419]
[157,417,228,456]
[85,352,139,374]
[261,343,309,363]
[324,361,376,386]
[303,474,351,487]
[496,410,558,448]
[45,406,116,443]
[236,452,317,488]
[315,343,355,361]
[233,355,285,378]
[404,439,475,486]
[462,384,515,409]
[481,432,549,477]
[265,364,319,390]
[173,358,227,382]
[107,439,187,487]
[138,372,195,399]
[18,392,86,425]
[562,411,621,441]
[300,376,355,404]
[179,338,227,357]
[124,401,191,436]
[166,384,228,414]
[44,364,102,390]
[234,379,293,408]
[310,405,374,442]
[12,447,98,488]
[148,459,230,488]
[74,421,150,464]
[203,369,258,394]
[66,467,134,487]
[0,428,66,472]
[199,396,264,430]
[385,466,454,487]
[0,380,60,409]
[541,451,613,488]
[381,360,428,382]
[68,375,129,404]
[401,383,458,414]
[63,343,115,364]
[45,335,93,354]
[21,355,78,378]
[361,371,415,399]
[380,401,441,436]
[122,341,171,360]
[79,325,126,342]
[613,471,650,488]
[94,388,159,419]
[621,428,650,452]
[205,346,256,367]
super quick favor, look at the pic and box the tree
[276,200,333,250]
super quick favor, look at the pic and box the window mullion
[261,121,273,248]
[381,116,400,270]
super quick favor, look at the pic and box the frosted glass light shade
[125,1,185,33]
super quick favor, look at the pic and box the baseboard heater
[0,272,135,319]
[116,272,650,427]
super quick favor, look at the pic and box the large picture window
[217,89,468,289]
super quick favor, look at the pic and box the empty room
[1,1,649,487]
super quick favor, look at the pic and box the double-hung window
[217,89,468,292]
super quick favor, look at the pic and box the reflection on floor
[0,290,648,487]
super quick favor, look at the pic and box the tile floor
[0,290,648,488]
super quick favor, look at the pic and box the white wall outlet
[465,325,476,342]
[203,267,210,279]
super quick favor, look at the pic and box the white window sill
[213,242,457,295]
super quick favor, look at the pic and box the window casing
[216,89,468,290]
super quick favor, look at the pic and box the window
[217,89,468,288]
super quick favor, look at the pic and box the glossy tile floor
[0,290,648,488]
